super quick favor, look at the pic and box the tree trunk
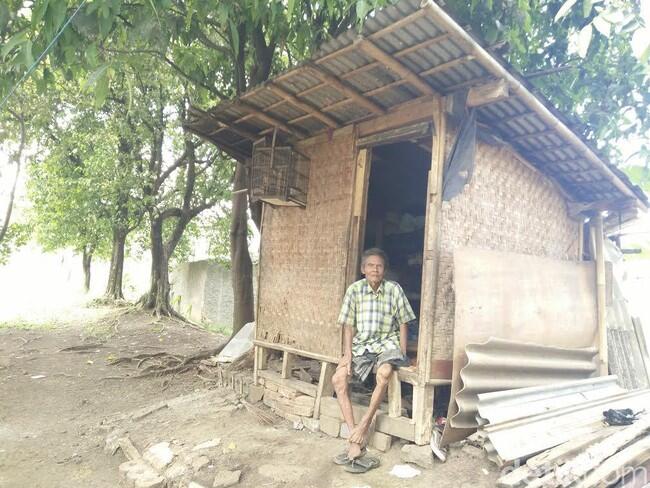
[82,246,93,293]
[141,217,174,316]
[105,228,127,300]
[230,163,255,336]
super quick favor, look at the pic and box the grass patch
[0,319,59,331]
[202,322,233,336]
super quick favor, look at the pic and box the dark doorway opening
[363,140,431,359]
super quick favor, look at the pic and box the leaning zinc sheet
[451,338,599,429]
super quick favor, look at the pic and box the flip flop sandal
[343,455,380,474]
[332,447,367,465]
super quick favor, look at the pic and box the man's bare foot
[349,419,370,445]
[347,441,363,460]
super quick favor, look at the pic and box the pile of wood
[496,414,650,487]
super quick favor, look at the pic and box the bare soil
[0,309,499,488]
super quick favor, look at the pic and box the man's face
[361,255,385,285]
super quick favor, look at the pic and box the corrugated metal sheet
[482,387,650,466]
[186,0,647,208]
[476,375,623,426]
[451,338,598,429]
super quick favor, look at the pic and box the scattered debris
[430,428,447,462]
[30,375,46,379]
[389,464,421,479]
[400,444,434,469]
[193,439,222,451]
[212,469,241,488]
[142,442,174,471]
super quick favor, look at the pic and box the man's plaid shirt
[337,279,416,356]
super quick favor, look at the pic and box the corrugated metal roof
[482,387,650,466]
[186,0,647,210]
[451,338,598,429]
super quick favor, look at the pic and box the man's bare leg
[331,363,363,459]
[349,363,392,445]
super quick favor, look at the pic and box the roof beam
[267,83,339,128]
[466,78,509,107]
[238,101,307,139]
[206,115,261,141]
[306,63,386,115]
[354,37,435,96]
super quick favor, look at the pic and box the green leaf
[592,14,611,37]
[577,23,592,58]
[1,31,28,60]
[356,0,371,21]
[287,0,296,17]
[22,40,34,68]
[0,3,9,34]
[582,0,593,18]
[82,63,109,91]
[32,0,50,27]
[555,0,578,22]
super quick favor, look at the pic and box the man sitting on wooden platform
[331,248,415,472]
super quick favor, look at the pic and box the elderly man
[331,247,416,471]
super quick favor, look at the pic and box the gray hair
[361,248,389,268]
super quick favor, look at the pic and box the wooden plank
[594,213,608,376]
[418,96,445,385]
[258,369,318,397]
[466,78,509,107]
[388,371,402,418]
[419,55,474,77]
[306,63,385,116]
[281,351,295,379]
[267,83,339,128]
[313,361,335,419]
[413,384,434,445]
[529,415,650,488]
[579,435,650,488]
[319,396,416,441]
[253,339,338,364]
[355,37,435,96]
[346,148,371,285]
[357,95,433,138]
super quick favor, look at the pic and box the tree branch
[0,110,25,243]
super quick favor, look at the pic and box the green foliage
[624,165,650,193]
[0,223,30,264]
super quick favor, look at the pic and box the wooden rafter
[206,114,260,141]
[509,128,561,143]
[354,37,435,96]
[306,63,385,115]
[238,101,307,138]
[267,83,339,128]
[419,55,474,78]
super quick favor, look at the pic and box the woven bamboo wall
[256,130,356,359]
[431,142,581,362]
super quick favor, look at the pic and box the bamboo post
[593,213,608,376]
[345,148,372,286]
[281,351,295,379]
[387,372,402,418]
[313,361,335,419]
[577,220,584,261]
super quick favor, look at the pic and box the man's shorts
[351,349,410,383]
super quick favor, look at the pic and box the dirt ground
[0,308,499,488]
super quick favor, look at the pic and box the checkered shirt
[337,279,416,355]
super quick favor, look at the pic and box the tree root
[107,343,227,379]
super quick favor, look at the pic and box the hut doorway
[362,140,431,359]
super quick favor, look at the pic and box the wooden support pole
[313,361,335,420]
[417,96,445,385]
[306,63,386,116]
[387,372,402,418]
[412,96,445,447]
[578,220,584,261]
[413,384,435,445]
[281,351,295,379]
[253,345,269,385]
[594,213,608,376]
[354,37,435,97]
[267,83,340,128]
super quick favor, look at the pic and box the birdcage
[250,134,310,207]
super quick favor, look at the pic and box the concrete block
[212,469,241,487]
[369,431,392,452]
[301,417,320,433]
[247,385,264,403]
[401,443,434,469]
[192,455,210,472]
[319,415,341,438]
